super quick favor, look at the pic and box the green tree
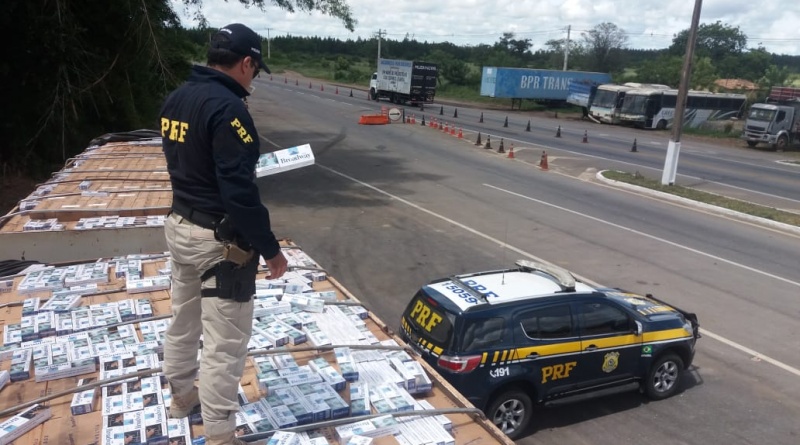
[544,38,586,70]
[184,0,357,31]
[1,0,356,175]
[669,21,747,63]
[759,65,791,90]
[635,55,717,90]
[716,48,772,81]
[496,32,533,57]
[635,55,683,87]
[581,22,629,73]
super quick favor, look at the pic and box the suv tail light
[437,354,482,373]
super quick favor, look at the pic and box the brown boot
[205,432,249,445]
[169,386,200,418]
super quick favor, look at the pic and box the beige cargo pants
[163,213,254,438]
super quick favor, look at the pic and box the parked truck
[369,58,438,105]
[481,67,611,109]
[742,86,800,151]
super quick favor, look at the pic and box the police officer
[159,23,287,445]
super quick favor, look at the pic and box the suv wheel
[486,389,532,440]
[645,353,684,400]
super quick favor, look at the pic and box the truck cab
[742,86,800,151]
[369,72,378,101]
[742,103,799,150]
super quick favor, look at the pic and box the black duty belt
[171,198,222,230]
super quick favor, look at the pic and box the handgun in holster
[214,216,255,267]
[199,215,257,302]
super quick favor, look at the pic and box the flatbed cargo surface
[0,245,512,445]
[0,140,171,262]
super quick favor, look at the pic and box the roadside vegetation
[602,171,800,227]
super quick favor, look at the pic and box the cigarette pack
[35,359,96,382]
[254,143,314,178]
[0,404,52,445]
[71,378,98,415]
[335,420,376,445]
[416,400,452,433]
[167,417,192,445]
[0,370,9,392]
[234,411,257,437]
[0,280,14,293]
[403,361,432,394]
[22,297,40,316]
[346,436,373,445]
[9,348,32,382]
[267,431,301,445]
[142,405,169,445]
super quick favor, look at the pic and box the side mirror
[634,320,643,336]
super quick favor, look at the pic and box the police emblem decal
[602,351,620,373]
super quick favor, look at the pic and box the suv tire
[486,389,532,440]
[645,353,684,400]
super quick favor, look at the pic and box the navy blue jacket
[160,65,280,260]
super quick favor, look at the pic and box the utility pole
[375,29,386,69]
[563,25,571,71]
[265,28,271,59]
[662,0,703,185]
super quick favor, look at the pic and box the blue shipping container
[480,67,611,100]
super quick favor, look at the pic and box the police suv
[399,260,699,439]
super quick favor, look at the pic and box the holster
[200,258,257,302]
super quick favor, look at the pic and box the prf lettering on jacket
[230,118,254,143]
[160,118,189,142]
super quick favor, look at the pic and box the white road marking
[316,163,800,379]
[484,183,800,289]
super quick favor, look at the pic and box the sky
[170,0,800,56]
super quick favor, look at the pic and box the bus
[588,83,670,124]
[618,88,747,129]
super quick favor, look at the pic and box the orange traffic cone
[582,130,588,143]
[508,144,515,159]
[335,86,339,95]
[539,151,549,170]
[443,122,449,133]
[411,114,416,124]
[457,128,463,139]
[450,126,456,136]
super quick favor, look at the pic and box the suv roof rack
[515,259,576,292]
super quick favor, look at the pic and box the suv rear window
[403,291,456,346]
[460,317,505,351]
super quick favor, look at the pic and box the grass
[602,170,800,227]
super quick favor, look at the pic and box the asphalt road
[247,76,800,445]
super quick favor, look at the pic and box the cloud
[172,0,800,54]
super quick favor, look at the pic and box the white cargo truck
[369,58,437,105]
